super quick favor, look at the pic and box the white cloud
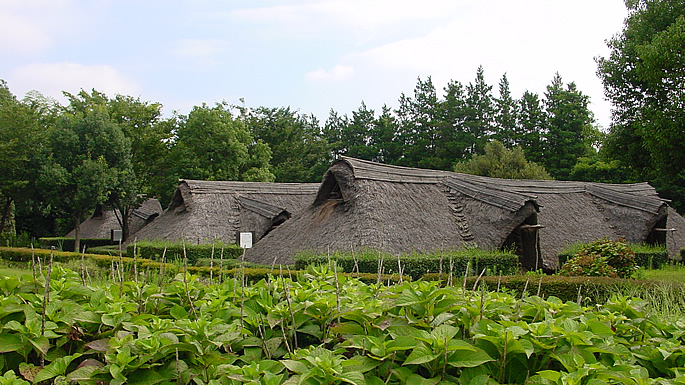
[306,65,355,82]
[232,0,463,40]
[9,62,141,101]
[0,9,52,54]
[172,39,227,58]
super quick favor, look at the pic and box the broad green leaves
[1,267,685,384]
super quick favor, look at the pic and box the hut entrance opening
[502,213,544,272]
[645,215,668,246]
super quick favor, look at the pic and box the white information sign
[239,232,253,249]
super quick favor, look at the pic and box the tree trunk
[0,196,13,237]
[73,214,81,253]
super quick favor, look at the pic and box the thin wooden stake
[469,268,486,302]
[31,243,37,292]
[515,279,530,321]
[462,261,470,293]
[576,284,583,306]
[182,241,198,321]
[283,279,298,350]
[132,239,138,285]
[209,242,215,284]
[41,247,54,367]
[333,261,341,324]
[80,245,86,285]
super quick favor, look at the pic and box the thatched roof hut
[66,198,162,239]
[245,157,678,270]
[130,180,319,245]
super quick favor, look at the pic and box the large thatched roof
[130,180,319,245]
[66,198,162,239]
[245,157,678,270]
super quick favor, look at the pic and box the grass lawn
[640,263,685,283]
[0,267,33,279]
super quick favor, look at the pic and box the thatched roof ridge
[441,176,539,212]
[237,196,288,219]
[338,157,452,184]
[338,157,664,214]
[181,179,319,196]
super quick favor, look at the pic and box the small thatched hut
[66,198,163,239]
[245,157,680,270]
[130,180,319,245]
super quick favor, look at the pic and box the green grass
[639,263,685,283]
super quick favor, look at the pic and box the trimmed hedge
[39,237,114,252]
[211,267,408,285]
[126,241,244,264]
[294,248,520,280]
[422,273,668,305]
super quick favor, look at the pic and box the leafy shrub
[0,232,33,248]
[294,248,520,280]
[559,242,668,269]
[127,240,243,264]
[39,237,114,252]
[559,238,637,279]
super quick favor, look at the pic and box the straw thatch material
[130,180,319,245]
[66,198,162,239]
[245,157,680,270]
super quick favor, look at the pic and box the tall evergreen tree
[370,105,402,164]
[464,66,495,155]
[516,90,547,163]
[543,74,594,179]
[493,74,518,147]
[395,77,442,168]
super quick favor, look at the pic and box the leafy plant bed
[1,266,685,384]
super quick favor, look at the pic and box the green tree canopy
[597,0,685,209]
[245,106,330,183]
[168,102,274,189]
[38,102,133,251]
[0,81,45,237]
[454,140,552,180]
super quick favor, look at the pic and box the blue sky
[1,0,627,129]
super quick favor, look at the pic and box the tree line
[1,0,683,248]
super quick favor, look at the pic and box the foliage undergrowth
[1,263,685,384]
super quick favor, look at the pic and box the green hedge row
[38,237,115,252]
[294,248,520,280]
[126,241,244,264]
[422,273,674,305]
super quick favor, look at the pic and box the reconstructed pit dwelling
[245,157,684,271]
